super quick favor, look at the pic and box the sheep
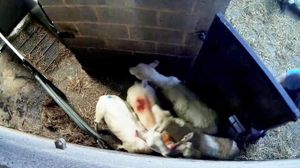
[95,95,172,156]
[95,95,152,153]
[126,81,157,130]
[129,60,218,134]
[126,81,188,155]
[170,132,239,160]
[136,126,171,157]
[154,105,239,159]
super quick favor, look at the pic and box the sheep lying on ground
[151,105,239,159]
[95,95,170,156]
[126,81,185,155]
[126,81,157,130]
[95,69,238,159]
[95,95,151,153]
[129,60,218,134]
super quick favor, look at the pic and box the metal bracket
[28,1,62,39]
[228,115,266,147]
[228,115,245,135]
[29,1,75,42]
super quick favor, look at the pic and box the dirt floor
[226,0,300,160]
[0,16,127,148]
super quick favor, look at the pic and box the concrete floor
[0,126,300,168]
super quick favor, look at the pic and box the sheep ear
[172,132,194,150]
[149,60,159,68]
[182,132,194,142]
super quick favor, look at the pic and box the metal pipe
[0,32,25,60]
[0,32,109,148]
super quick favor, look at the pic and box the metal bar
[29,1,61,39]
[0,32,25,60]
[0,31,109,148]
[34,74,106,143]
[44,45,59,72]
[18,27,39,49]
[29,33,47,54]
[42,39,55,55]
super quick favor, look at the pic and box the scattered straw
[226,0,300,160]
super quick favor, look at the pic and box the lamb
[151,105,239,159]
[95,95,152,153]
[126,81,157,130]
[95,95,171,156]
[126,81,186,154]
[173,133,239,160]
[129,60,218,134]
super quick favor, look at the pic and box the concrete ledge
[0,126,299,168]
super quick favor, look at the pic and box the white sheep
[95,95,172,156]
[95,95,152,153]
[197,134,239,159]
[126,81,157,130]
[172,133,239,159]
[126,82,184,155]
[151,105,239,159]
[129,60,218,134]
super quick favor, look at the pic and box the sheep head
[136,128,170,156]
[129,60,160,81]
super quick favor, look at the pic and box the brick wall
[40,0,230,58]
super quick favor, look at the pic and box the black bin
[187,13,300,145]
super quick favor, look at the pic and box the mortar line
[156,11,160,26]
[41,5,191,13]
